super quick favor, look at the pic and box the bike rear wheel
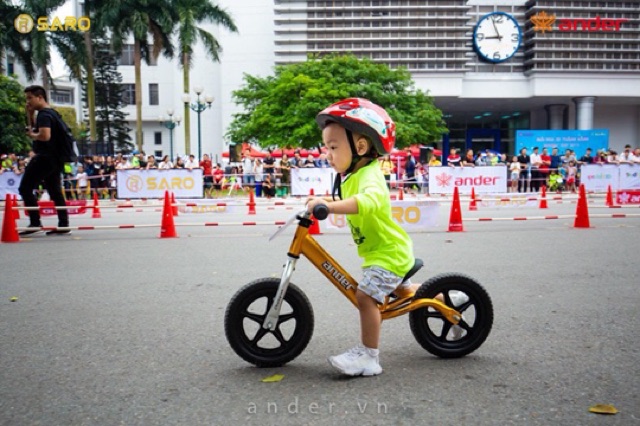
[224,278,314,367]
[409,273,493,358]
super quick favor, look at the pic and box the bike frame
[262,213,461,331]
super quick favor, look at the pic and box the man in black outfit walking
[19,85,70,236]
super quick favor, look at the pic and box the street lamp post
[182,87,214,160]
[158,109,181,161]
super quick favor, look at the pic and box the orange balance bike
[225,205,493,367]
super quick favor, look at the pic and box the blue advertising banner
[515,129,609,158]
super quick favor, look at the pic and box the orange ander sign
[531,11,628,33]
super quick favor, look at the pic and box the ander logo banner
[531,11,628,34]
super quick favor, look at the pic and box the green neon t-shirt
[341,160,414,277]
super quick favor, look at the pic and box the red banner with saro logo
[35,200,87,216]
[427,166,507,195]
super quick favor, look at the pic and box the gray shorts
[359,266,409,304]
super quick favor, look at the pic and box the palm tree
[7,0,97,151]
[22,0,68,92]
[97,0,175,151]
[174,0,238,156]
[0,0,36,79]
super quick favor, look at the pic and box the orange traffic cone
[171,192,178,216]
[448,187,464,232]
[539,185,548,209]
[574,184,591,228]
[605,185,614,207]
[309,188,315,196]
[308,214,322,235]
[1,194,19,243]
[160,190,178,238]
[398,188,404,201]
[469,187,477,211]
[247,189,256,215]
[91,191,102,218]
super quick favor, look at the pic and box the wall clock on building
[473,12,522,63]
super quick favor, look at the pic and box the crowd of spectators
[508,145,640,193]
[376,145,640,195]
[2,144,638,199]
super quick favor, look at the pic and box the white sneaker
[328,345,382,376]
[449,290,469,307]
[449,291,469,340]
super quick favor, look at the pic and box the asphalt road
[1,195,638,425]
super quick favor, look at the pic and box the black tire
[224,278,314,367]
[409,273,493,358]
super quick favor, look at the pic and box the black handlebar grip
[313,204,330,221]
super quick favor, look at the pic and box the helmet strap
[331,173,342,201]
[344,129,360,175]
[332,129,375,201]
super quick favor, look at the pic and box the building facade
[272,0,640,156]
[132,0,640,159]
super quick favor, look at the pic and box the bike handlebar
[312,204,329,221]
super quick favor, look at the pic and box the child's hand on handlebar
[305,197,329,213]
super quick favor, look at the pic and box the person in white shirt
[184,154,198,169]
[529,147,542,192]
[253,158,264,196]
[618,145,634,164]
[242,152,254,190]
[158,155,173,170]
[75,165,89,199]
[509,156,520,193]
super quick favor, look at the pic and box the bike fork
[262,256,298,331]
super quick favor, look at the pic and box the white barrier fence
[0,172,22,199]
[3,163,639,201]
[116,169,204,199]
[290,168,334,196]
[581,164,640,192]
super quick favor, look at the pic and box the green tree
[0,75,31,154]
[227,54,447,150]
[91,37,133,154]
[174,0,238,156]
[0,0,36,79]
[22,0,68,93]
[9,1,97,149]
[97,0,175,151]
[81,0,98,155]
[54,106,79,136]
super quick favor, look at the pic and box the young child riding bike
[306,98,422,376]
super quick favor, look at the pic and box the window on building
[122,84,136,105]
[51,89,74,105]
[149,83,159,105]
[154,150,163,158]
[7,61,14,75]
[154,132,162,145]
[118,44,135,66]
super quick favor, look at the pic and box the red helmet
[316,98,396,155]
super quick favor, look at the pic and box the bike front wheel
[409,273,493,358]
[224,278,314,367]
